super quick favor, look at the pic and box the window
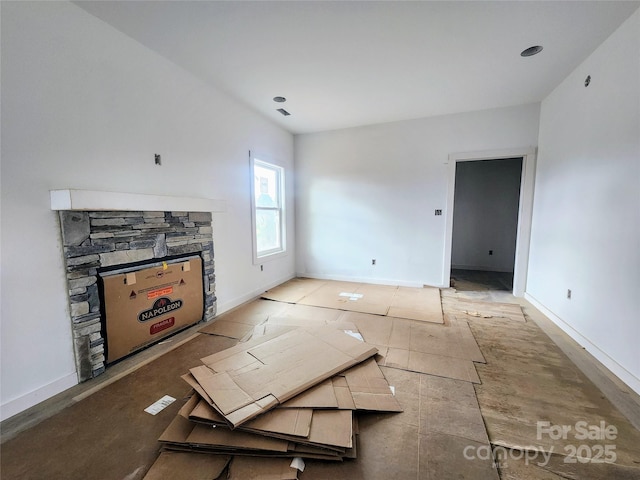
[251,155,285,261]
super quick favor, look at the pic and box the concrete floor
[2,273,639,479]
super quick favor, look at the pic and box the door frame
[443,147,537,297]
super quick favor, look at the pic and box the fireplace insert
[98,255,204,363]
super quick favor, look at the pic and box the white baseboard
[1,372,78,422]
[525,292,640,396]
[216,273,296,315]
[296,272,426,288]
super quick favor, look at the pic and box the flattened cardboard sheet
[387,286,443,324]
[265,316,327,329]
[190,399,313,438]
[341,358,403,412]
[350,283,398,315]
[163,407,349,459]
[228,456,299,480]
[382,348,481,384]
[342,311,485,365]
[181,372,214,406]
[178,393,200,419]
[278,357,401,412]
[261,278,326,303]
[159,414,196,445]
[263,278,443,323]
[306,409,353,449]
[142,451,230,480]
[298,282,392,316]
[199,313,268,340]
[189,398,225,423]
[162,442,342,461]
[408,318,485,363]
[187,424,290,452]
[448,316,486,363]
[256,319,360,340]
[279,379,339,409]
[244,409,313,439]
[195,326,378,427]
[420,374,489,444]
[274,303,344,323]
[331,377,357,410]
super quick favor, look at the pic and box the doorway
[450,158,522,291]
[443,148,537,297]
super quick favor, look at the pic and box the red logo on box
[150,317,175,335]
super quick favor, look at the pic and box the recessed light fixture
[521,45,543,57]
[277,108,291,116]
[273,96,287,103]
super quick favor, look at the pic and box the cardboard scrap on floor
[387,286,444,323]
[141,451,230,480]
[262,278,444,324]
[228,456,301,480]
[260,277,327,303]
[298,281,392,316]
[199,313,268,341]
[339,311,483,383]
[148,320,403,478]
[199,299,290,340]
[250,302,483,385]
[193,326,378,427]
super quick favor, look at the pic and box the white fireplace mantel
[50,189,226,213]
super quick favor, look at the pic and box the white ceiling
[76,1,639,135]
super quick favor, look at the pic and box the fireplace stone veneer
[59,210,216,381]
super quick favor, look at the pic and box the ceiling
[75,1,639,135]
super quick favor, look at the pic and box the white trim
[525,293,640,395]
[50,189,226,213]
[444,147,537,297]
[1,372,78,422]
[296,272,425,289]
[250,154,287,264]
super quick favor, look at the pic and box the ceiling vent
[277,108,291,116]
[520,45,543,57]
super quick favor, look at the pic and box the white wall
[526,9,640,394]
[451,158,523,272]
[295,104,540,287]
[0,2,295,420]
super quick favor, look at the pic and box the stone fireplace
[52,190,221,382]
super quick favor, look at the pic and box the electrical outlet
[489,250,493,255]
[154,154,162,165]
[435,209,442,216]
[372,259,376,266]
[260,265,264,272]
[567,289,572,299]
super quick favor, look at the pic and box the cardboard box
[101,256,204,363]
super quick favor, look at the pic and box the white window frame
[250,153,286,263]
